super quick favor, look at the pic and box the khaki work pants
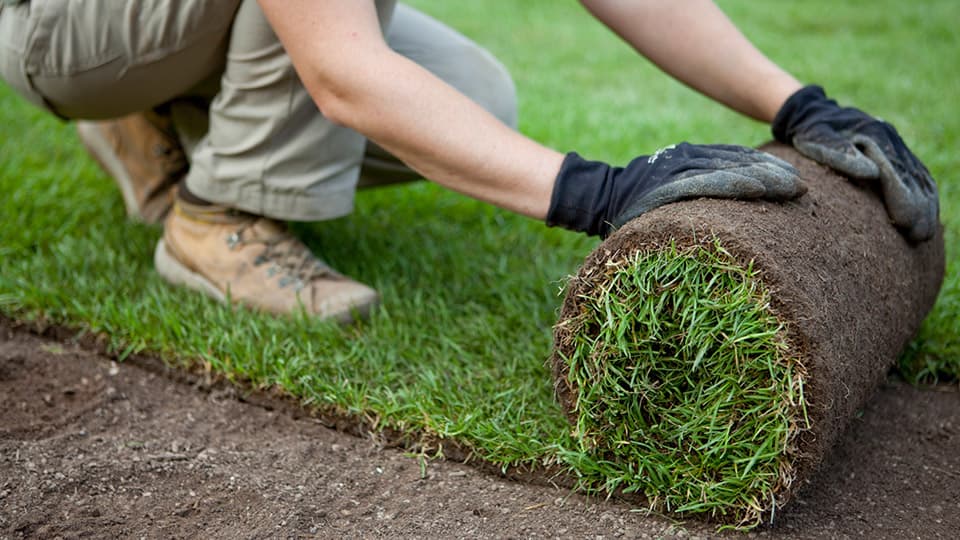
[0,0,517,221]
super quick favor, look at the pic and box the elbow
[314,93,353,127]
[303,80,357,127]
[294,46,394,129]
[303,63,401,130]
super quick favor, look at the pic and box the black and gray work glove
[546,143,804,237]
[773,85,939,242]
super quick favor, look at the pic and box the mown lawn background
[1,0,957,522]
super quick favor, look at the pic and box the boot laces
[227,220,337,291]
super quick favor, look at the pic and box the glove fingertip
[794,139,879,179]
[906,222,934,244]
[770,175,806,200]
[908,197,940,243]
[756,150,800,173]
[793,179,809,198]
[750,162,802,194]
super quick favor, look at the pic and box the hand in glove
[773,85,938,242]
[547,143,805,238]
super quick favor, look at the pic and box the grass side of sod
[557,241,805,526]
[1,0,957,527]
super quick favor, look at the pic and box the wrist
[547,152,617,237]
[772,84,829,143]
[754,78,805,123]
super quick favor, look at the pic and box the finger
[794,133,879,180]
[907,194,939,243]
[750,149,802,172]
[612,169,804,229]
[854,136,938,241]
[741,162,809,199]
[673,163,805,199]
[612,171,758,227]
[689,144,799,170]
[708,166,807,199]
[677,155,799,180]
[710,145,801,171]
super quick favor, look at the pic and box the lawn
[1,0,957,527]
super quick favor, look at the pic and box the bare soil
[1,320,958,539]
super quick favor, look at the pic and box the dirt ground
[1,320,958,539]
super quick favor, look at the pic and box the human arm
[581,0,938,241]
[579,0,803,122]
[257,0,801,236]
[258,0,562,220]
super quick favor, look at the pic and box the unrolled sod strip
[550,143,944,527]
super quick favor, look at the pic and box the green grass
[556,242,805,527]
[0,0,957,529]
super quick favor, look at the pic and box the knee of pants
[7,0,239,120]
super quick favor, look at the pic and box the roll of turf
[550,142,944,526]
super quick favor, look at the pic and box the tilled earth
[1,320,958,539]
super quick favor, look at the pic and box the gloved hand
[773,85,938,242]
[546,142,804,237]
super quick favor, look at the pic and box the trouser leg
[0,0,241,119]
[0,2,46,112]
[182,0,400,221]
[166,76,221,159]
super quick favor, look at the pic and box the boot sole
[76,121,148,223]
[154,239,227,304]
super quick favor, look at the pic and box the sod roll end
[550,143,944,527]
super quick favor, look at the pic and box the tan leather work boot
[155,199,380,322]
[77,110,187,224]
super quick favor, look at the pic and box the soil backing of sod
[551,143,945,526]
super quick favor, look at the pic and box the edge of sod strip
[552,238,807,528]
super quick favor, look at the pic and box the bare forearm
[581,0,802,122]
[259,0,562,219]
[330,50,562,219]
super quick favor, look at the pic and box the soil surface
[1,320,958,539]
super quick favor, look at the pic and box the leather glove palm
[773,85,938,242]
[547,143,804,238]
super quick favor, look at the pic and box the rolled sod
[550,142,944,526]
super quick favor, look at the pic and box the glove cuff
[771,84,829,143]
[546,152,615,237]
